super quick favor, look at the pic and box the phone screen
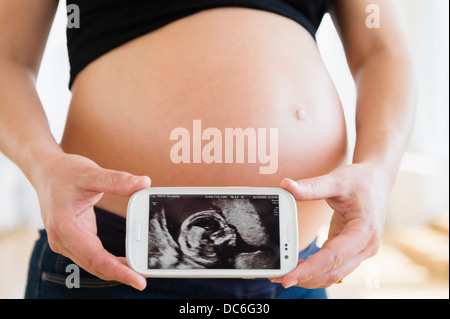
[148,194,281,270]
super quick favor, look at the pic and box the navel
[295,109,307,121]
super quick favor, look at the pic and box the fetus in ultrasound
[178,209,238,268]
[148,198,279,269]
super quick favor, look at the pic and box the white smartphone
[126,187,298,279]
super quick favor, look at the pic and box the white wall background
[0,2,71,231]
[385,0,449,226]
[0,0,448,233]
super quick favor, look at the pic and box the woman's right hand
[32,152,150,290]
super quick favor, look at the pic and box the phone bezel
[126,187,298,278]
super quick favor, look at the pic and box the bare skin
[62,7,347,250]
[0,0,416,292]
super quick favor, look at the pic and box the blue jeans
[25,229,327,299]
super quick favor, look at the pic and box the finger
[280,176,340,201]
[269,260,305,284]
[88,249,147,291]
[280,226,368,287]
[269,278,282,283]
[82,168,151,196]
[63,227,147,290]
[269,264,298,283]
[295,250,369,289]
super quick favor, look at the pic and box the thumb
[84,168,151,196]
[280,175,339,201]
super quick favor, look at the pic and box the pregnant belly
[60,8,348,249]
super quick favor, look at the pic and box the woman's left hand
[275,162,392,289]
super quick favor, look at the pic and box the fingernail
[133,176,150,185]
[285,178,298,187]
[131,281,146,291]
[270,278,282,283]
[284,280,298,289]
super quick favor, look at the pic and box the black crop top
[66,0,334,89]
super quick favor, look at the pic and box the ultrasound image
[147,195,280,270]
